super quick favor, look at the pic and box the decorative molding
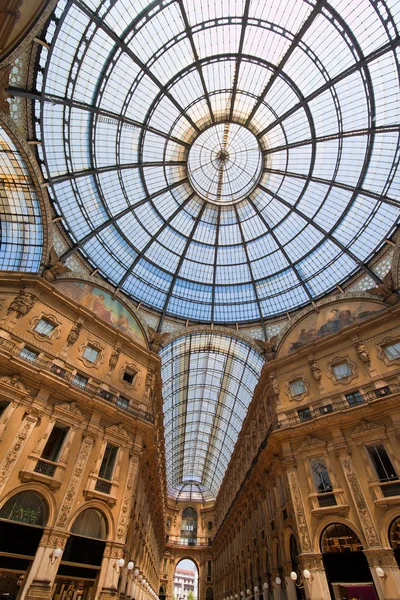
[284,374,309,402]
[351,420,385,440]
[298,436,326,452]
[0,374,28,394]
[104,423,132,446]
[287,470,312,552]
[326,356,357,385]
[29,312,62,344]
[376,336,400,366]
[78,339,104,369]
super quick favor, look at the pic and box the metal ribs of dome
[31,0,400,325]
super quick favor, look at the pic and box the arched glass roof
[33,0,400,324]
[160,333,263,501]
[0,126,43,272]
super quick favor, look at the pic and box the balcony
[166,535,213,547]
[275,383,400,430]
[0,337,153,424]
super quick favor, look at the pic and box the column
[284,459,330,600]
[363,548,400,600]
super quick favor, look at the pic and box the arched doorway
[173,559,198,600]
[0,491,48,599]
[181,508,198,546]
[389,516,400,567]
[321,523,378,599]
[52,508,107,599]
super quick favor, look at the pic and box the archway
[321,523,378,599]
[159,584,166,600]
[0,491,48,599]
[53,508,108,600]
[173,559,198,600]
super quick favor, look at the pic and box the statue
[42,248,71,282]
[109,347,121,372]
[367,270,398,305]
[254,335,277,360]
[309,359,322,382]
[144,367,156,403]
[354,340,371,365]
[268,374,279,397]
[66,322,82,346]
[148,326,169,352]
[7,290,37,318]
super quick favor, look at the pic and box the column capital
[363,548,398,568]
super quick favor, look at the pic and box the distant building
[173,568,198,600]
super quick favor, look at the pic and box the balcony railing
[95,478,112,494]
[380,481,400,497]
[274,383,400,430]
[0,337,153,423]
[166,535,213,547]
[34,458,57,477]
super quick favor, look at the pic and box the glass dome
[34,0,400,324]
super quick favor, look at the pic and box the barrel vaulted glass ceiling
[32,0,400,325]
[160,333,263,501]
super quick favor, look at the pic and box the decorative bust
[354,340,371,365]
[309,359,322,382]
[66,322,82,346]
[109,347,121,372]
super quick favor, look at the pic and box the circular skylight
[34,0,400,324]
[187,123,263,204]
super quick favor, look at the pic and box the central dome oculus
[187,123,263,205]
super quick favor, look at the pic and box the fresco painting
[280,300,386,355]
[56,281,146,346]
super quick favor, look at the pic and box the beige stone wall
[0,273,166,600]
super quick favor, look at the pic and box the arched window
[71,509,107,540]
[0,491,47,526]
[206,587,213,600]
[321,523,363,553]
[181,507,198,544]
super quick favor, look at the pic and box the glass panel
[99,443,118,481]
[34,318,56,336]
[368,444,398,482]
[83,345,99,363]
[384,342,400,361]
[333,362,352,379]
[0,491,47,526]
[71,508,107,540]
[33,0,400,323]
[310,457,333,493]
[290,379,305,396]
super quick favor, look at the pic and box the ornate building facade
[1,1,400,600]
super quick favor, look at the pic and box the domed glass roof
[33,0,400,324]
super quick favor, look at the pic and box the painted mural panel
[279,300,386,355]
[55,281,146,346]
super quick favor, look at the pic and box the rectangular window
[98,443,118,481]
[34,318,56,337]
[123,370,135,384]
[383,342,400,360]
[368,445,398,482]
[298,408,312,422]
[73,374,88,389]
[333,362,352,380]
[310,457,333,493]
[290,379,305,396]
[83,345,99,363]
[34,423,68,477]
[346,391,364,407]
[20,347,39,362]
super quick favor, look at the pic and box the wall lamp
[114,558,125,573]
[50,547,62,565]
[376,567,386,579]
[275,577,281,586]
[262,582,268,591]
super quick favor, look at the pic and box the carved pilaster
[286,469,312,553]
[338,452,380,547]
[56,431,96,529]
[116,451,140,541]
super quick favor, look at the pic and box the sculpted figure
[42,248,71,282]
[354,340,371,365]
[66,322,82,346]
[7,290,37,318]
[148,327,169,352]
[367,270,398,306]
[268,374,279,396]
[254,335,277,360]
[109,347,121,372]
[309,359,322,382]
